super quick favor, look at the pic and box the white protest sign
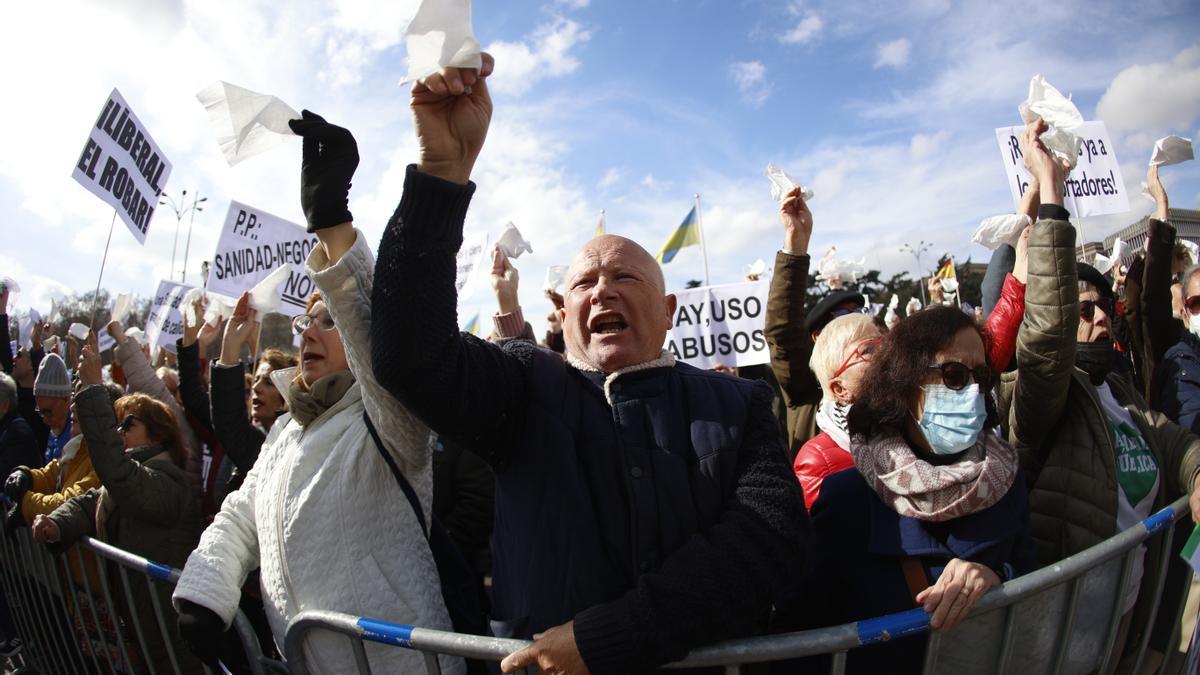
[144,280,195,356]
[206,201,318,317]
[995,120,1130,219]
[71,88,172,244]
[665,281,770,369]
[455,231,490,301]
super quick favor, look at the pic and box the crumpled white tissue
[940,278,960,293]
[496,223,533,259]
[744,259,768,278]
[764,164,814,203]
[42,336,59,354]
[202,293,238,327]
[1111,238,1127,267]
[1149,135,1194,167]
[1092,253,1115,276]
[400,0,482,85]
[905,297,922,317]
[884,295,900,329]
[68,323,90,341]
[125,327,149,347]
[815,246,865,285]
[544,265,568,293]
[1019,75,1084,169]
[248,266,291,314]
[111,293,132,326]
[196,81,299,166]
[973,213,1031,250]
[1180,239,1200,266]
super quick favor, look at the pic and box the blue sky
[2,0,1199,335]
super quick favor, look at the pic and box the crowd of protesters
[0,53,1198,675]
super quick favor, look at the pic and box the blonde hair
[293,291,327,392]
[809,313,879,401]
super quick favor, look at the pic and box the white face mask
[1189,312,1200,340]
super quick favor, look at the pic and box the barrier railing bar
[118,564,159,675]
[17,533,72,675]
[56,548,107,674]
[1098,547,1138,675]
[421,650,442,674]
[71,544,119,674]
[721,664,739,675]
[39,543,92,673]
[229,610,268,675]
[0,530,46,672]
[1131,515,1180,675]
[993,603,1016,674]
[1050,575,1083,673]
[94,545,139,675]
[144,573,183,675]
[829,649,847,675]
[1156,579,1187,675]
[349,633,373,674]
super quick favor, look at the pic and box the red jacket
[793,431,854,509]
[983,273,1026,372]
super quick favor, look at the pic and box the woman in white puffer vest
[172,112,462,674]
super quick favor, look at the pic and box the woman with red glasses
[1159,264,1200,432]
[775,304,1033,673]
[791,313,881,508]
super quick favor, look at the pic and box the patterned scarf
[850,431,1017,522]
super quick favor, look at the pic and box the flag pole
[88,210,119,332]
[695,194,710,286]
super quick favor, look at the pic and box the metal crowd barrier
[0,524,266,675]
[282,496,1194,675]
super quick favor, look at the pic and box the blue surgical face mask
[917,383,987,455]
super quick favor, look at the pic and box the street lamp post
[159,190,206,284]
[181,195,208,283]
[900,240,933,305]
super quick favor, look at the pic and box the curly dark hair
[847,305,998,441]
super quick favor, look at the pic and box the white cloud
[599,168,622,190]
[780,14,823,45]
[874,38,911,69]
[729,61,772,107]
[484,18,591,96]
[555,0,590,7]
[1096,46,1200,137]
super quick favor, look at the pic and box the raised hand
[106,320,126,345]
[287,111,359,233]
[219,293,258,366]
[490,246,520,315]
[1020,119,1068,207]
[1146,165,1169,222]
[780,186,813,255]
[412,52,495,184]
[77,343,102,386]
[180,296,206,348]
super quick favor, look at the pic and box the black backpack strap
[363,412,428,539]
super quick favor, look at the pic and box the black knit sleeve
[370,166,529,466]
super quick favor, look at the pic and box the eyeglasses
[117,415,139,433]
[1079,298,1114,322]
[1186,295,1200,316]
[928,362,991,391]
[291,311,336,335]
[833,338,881,379]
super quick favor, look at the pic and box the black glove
[287,110,359,233]
[3,470,31,502]
[3,503,24,535]
[176,599,225,669]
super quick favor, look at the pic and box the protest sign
[206,201,318,317]
[995,120,1129,219]
[455,231,490,301]
[665,280,770,369]
[145,280,195,356]
[71,89,172,244]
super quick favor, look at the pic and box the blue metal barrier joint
[356,617,415,649]
[856,608,930,646]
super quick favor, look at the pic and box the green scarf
[289,370,355,427]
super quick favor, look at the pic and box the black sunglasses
[1080,298,1114,322]
[928,362,991,391]
[117,415,139,433]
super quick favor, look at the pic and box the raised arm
[368,57,532,461]
[176,296,219,431]
[764,187,820,446]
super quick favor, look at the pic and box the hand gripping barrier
[0,524,266,675]
[282,496,1193,675]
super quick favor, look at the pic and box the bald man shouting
[371,54,809,675]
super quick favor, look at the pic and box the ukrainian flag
[461,311,481,336]
[655,206,700,264]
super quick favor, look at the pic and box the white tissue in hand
[400,0,482,85]
[1092,253,1115,275]
[180,288,208,326]
[973,213,1031,250]
[745,259,768,277]
[544,265,568,292]
[68,323,90,341]
[248,266,291,314]
[1018,75,1084,170]
[1181,239,1200,266]
[1149,135,1194,167]
[815,246,865,284]
[764,164,814,203]
[905,297,922,317]
[940,278,959,293]
[1111,238,1127,266]
[204,293,237,327]
[110,292,132,325]
[497,223,533,259]
[1039,126,1083,170]
[125,327,149,347]
[42,336,59,354]
[196,81,300,166]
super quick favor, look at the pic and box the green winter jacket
[999,215,1200,672]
